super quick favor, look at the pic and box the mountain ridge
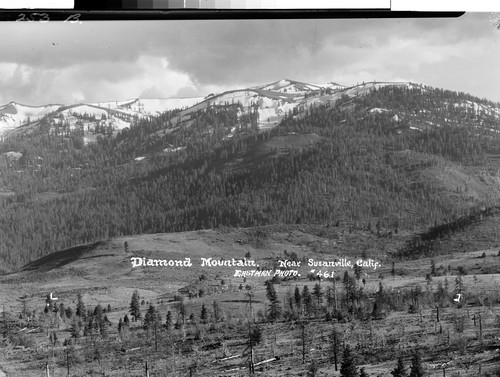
[0,79,426,138]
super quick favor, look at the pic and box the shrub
[408,304,418,314]
[308,360,319,377]
[452,313,466,333]
[8,332,36,348]
[450,334,468,354]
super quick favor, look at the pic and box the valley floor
[0,225,499,376]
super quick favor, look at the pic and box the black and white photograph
[1,10,500,376]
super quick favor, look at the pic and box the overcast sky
[0,13,499,105]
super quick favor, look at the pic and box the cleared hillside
[0,224,500,376]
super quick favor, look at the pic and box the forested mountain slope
[1,82,500,273]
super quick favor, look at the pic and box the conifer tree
[94,304,104,322]
[200,303,208,324]
[391,356,407,377]
[340,345,358,377]
[129,290,141,321]
[165,311,173,331]
[144,304,157,330]
[330,326,342,371]
[265,280,282,321]
[294,286,302,310]
[343,271,356,309]
[76,293,85,319]
[354,264,363,281]
[213,300,223,322]
[70,317,81,339]
[302,285,313,317]
[99,317,108,337]
[58,303,65,320]
[409,351,424,377]
[434,281,448,306]
[249,325,262,346]
[313,283,324,306]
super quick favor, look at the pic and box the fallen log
[213,354,241,363]
[121,347,141,353]
[254,357,279,366]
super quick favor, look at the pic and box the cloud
[140,86,166,99]
[0,55,195,105]
[176,86,199,98]
[0,14,498,105]
[1,22,146,69]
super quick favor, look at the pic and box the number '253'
[16,13,50,23]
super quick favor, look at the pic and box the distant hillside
[0,102,62,135]
[1,80,500,272]
[4,79,498,144]
[0,223,403,287]
[0,97,205,140]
